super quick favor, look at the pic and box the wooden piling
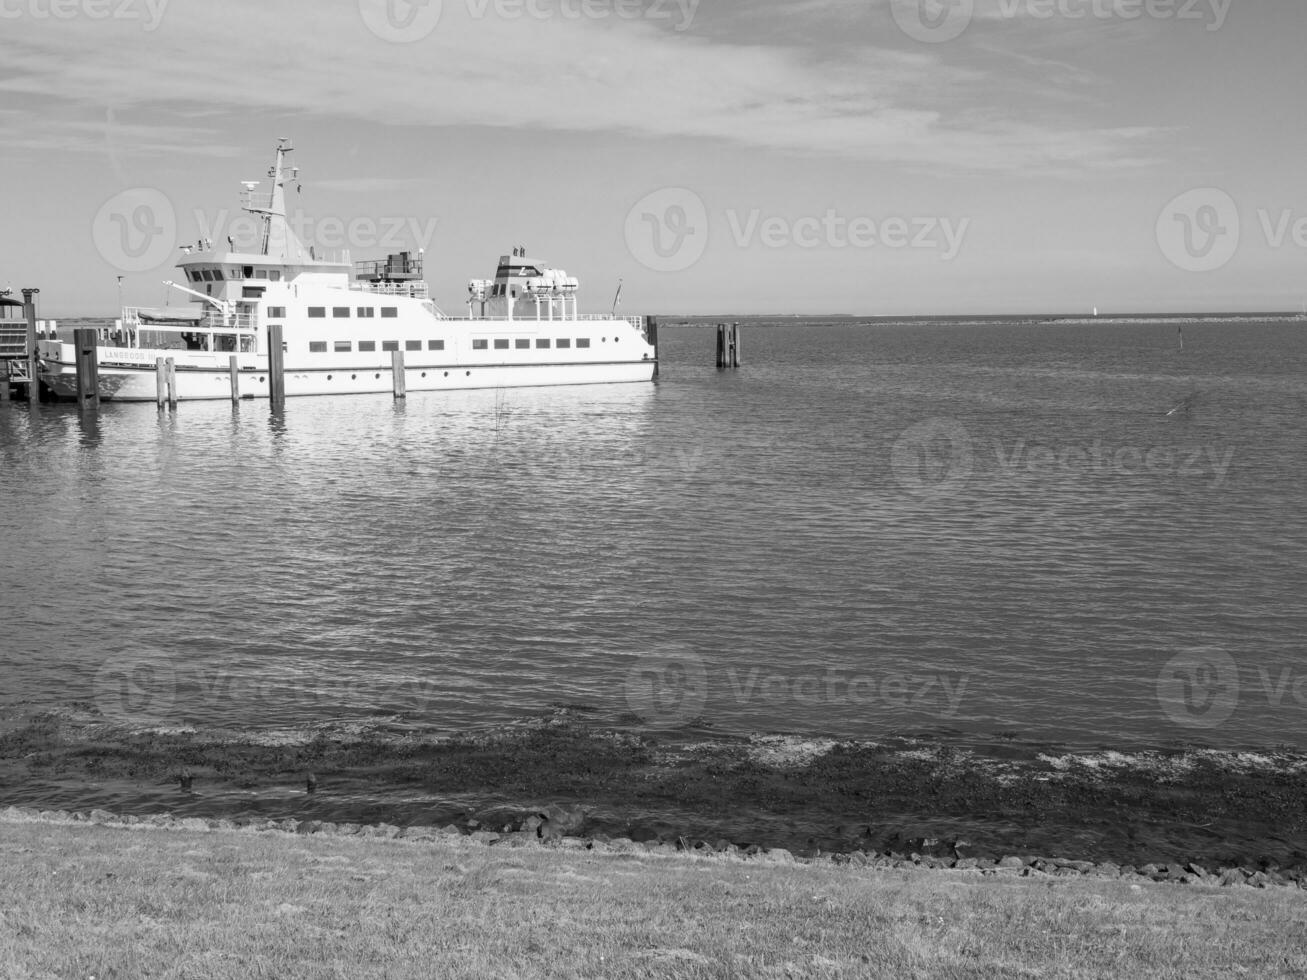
[228,355,241,402]
[716,322,742,370]
[0,362,9,402]
[391,349,407,399]
[165,358,178,408]
[646,315,659,381]
[73,328,100,411]
[22,288,39,404]
[156,357,167,409]
[267,324,285,409]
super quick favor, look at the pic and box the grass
[1,817,1306,979]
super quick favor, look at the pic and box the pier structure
[0,288,42,403]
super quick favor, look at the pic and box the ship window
[382,340,399,351]
[357,307,375,318]
[242,287,265,299]
[256,270,269,280]
[186,270,198,282]
[536,339,550,349]
[405,340,421,351]
[576,338,591,348]
[270,271,282,282]
[309,341,327,353]
[428,340,444,351]
[333,307,350,318]
[334,341,352,353]
[267,306,286,319]
[515,339,530,349]
[359,340,377,352]
[212,269,225,281]
[243,266,255,278]
[308,307,326,318]
[494,339,509,350]
[200,270,213,281]
[556,338,571,349]
[381,307,398,319]
[472,339,488,350]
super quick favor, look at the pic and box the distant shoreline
[664,312,1307,326]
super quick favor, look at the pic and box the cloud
[0,0,1164,173]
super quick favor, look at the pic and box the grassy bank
[1,815,1305,979]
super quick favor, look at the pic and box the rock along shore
[2,804,1302,892]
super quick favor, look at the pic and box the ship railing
[355,257,424,279]
[351,281,430,299]
[106,309,261,352]
[121,309,260,332]
[435,311,651,341]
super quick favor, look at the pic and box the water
[2,318,1306,752]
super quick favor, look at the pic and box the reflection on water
[1,319,1306,750]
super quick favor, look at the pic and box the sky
[0,0,1304,316]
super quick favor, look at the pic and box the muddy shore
[2,709,1305,874]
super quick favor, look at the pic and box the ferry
[37,140,657,401]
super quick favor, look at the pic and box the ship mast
[243,138,300,258]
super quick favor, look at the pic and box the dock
[0,288,41,403]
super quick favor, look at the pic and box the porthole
[351,374,357,380]
[465,371,471,377]
[375,373,381,380]
[421,372,427,378]
[327,375,333,380]
[443,371,449,377]
[258,376,265,383]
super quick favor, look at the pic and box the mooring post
[22,288,39,404]
[156,357,167,409]
[228,355,241,402]
[73,328,100,411]
[267,324,285,409]
[0,362,9,402]
[646,315,659,381]
[391,349,407,399]
[732,321,742,368]
[715,323,725,368]
[165,358,178,408]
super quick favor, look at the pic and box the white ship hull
[38,347,656,402]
